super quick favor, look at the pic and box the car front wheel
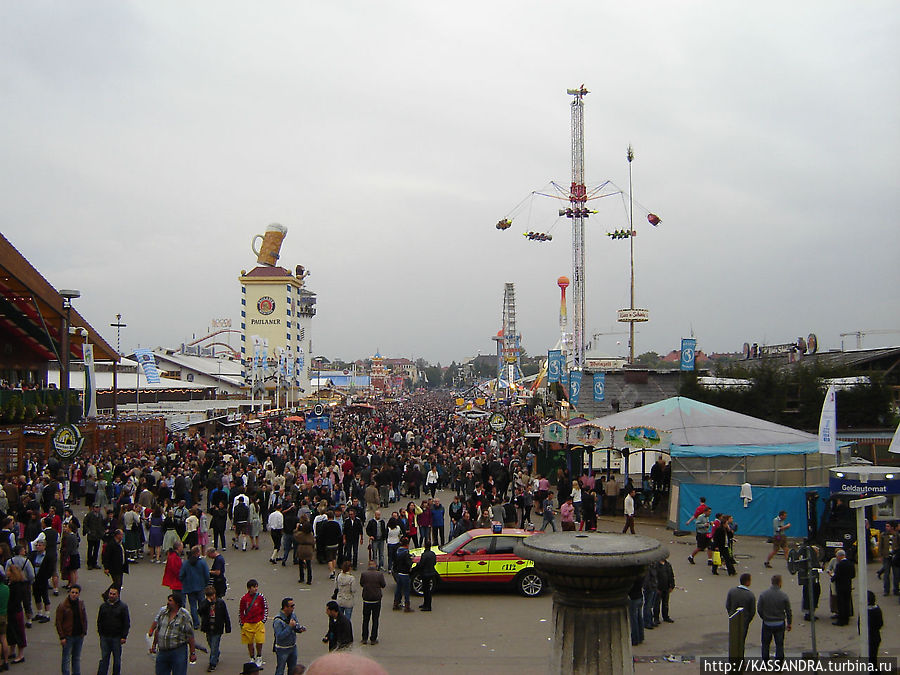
[516,570,545,597]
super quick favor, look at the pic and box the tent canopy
[587,396,840,458]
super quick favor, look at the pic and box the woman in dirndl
[148,506,164,563]
[161,509,181,554]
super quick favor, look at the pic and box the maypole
[566,86,589,370]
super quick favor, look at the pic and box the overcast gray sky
[2,2,898,364]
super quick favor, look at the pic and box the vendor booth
[582,397,849,536]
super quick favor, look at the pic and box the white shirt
[267,510,284,530]
[624,494,635,516]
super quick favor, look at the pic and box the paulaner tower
[239,224,316,404]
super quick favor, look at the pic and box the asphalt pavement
[21,491,899,674]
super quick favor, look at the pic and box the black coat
[97,599,130,639]
[413,548,437,578]
[834,558,855,592]
[327,612,353,651]
[198,597,232,636]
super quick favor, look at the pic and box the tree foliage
[678,360,893,431]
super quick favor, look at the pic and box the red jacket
[162,551,183,590]
[239,592,268,625]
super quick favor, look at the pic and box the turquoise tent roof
[587,396,841,458]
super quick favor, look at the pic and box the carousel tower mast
[493,282,523,389]
[566,85,589,369]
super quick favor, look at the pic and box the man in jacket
[366,511,387,571]
[392,537,414,612]
[414,542,438,612]
[726,573,756,643]
[97,585,130,675]
[101,529,128,592]
[239,579,269,668]
[272,596,306,675]
[319,511,343,579]
[654,556,676,624]
[55,584,88,675]
[206,547,227,600]
[179,545,210,630]
[322,600,352,651]
[359,558,385,645]
[757,574,792,661]
[832,549,855,626]
[430,499,445,546]
[82,504,106,569]
[198,584,231,672]
[342,508,364,570]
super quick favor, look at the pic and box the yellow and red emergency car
[408,527,546,597]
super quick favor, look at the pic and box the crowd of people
[2,392,634,673]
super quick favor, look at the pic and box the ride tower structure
[567,86,589,370]
[492,282,523,395]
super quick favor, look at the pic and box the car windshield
[439,531,472,554]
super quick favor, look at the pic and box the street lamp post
[59,289,80,425]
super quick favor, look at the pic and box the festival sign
[489,412,508,432]
[568,422,609,447]
[52,424,85,461]
[618,426,668,449]
[542,420,567,444]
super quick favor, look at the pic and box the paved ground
[21,492,900,674]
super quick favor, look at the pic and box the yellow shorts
[241,621,265,645]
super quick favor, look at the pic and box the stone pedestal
[516,532,668,675]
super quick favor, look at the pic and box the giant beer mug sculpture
[251,223,287,266]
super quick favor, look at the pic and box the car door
[487,535,529,582]
[446,534,494,581]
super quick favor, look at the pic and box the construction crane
[567,85,589,370]
[839,329,900,351]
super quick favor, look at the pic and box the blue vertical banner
[593,372,605,402]
[569,370,583,406]
[680,338,697,371]
[547,350,562,383]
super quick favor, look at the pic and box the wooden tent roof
[0,232,119,364]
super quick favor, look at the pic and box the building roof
[150,350,244,386]
[241,265,295,278]
[587,396,831,457]
[789,346,900,370]
[0,232,119,363]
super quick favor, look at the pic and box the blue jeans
[98,636,123,675]
[155,644,189,675]
[629,596,644,645]
[761,622,785,661]
[206,632,222,668]
[280,533,294,562]
[541,513,556,531]
[394,573,410,607]
[340,606,353,621]
[642,589,658,627]
[274,646,297,675]
[186,590,202,628]
[371,540,385,569]
[61,635,84,675]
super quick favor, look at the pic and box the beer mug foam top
[252,223,288,266]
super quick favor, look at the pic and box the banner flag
[818,384,837,455]
[888,422,899,455]
[547,350,562,383]
[680,338,697,371]
[134,348,161,384]
[593,372,605,402]
[82,344,97,418]
[569,370,583,406]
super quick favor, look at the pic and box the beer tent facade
[588,397,845,536]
